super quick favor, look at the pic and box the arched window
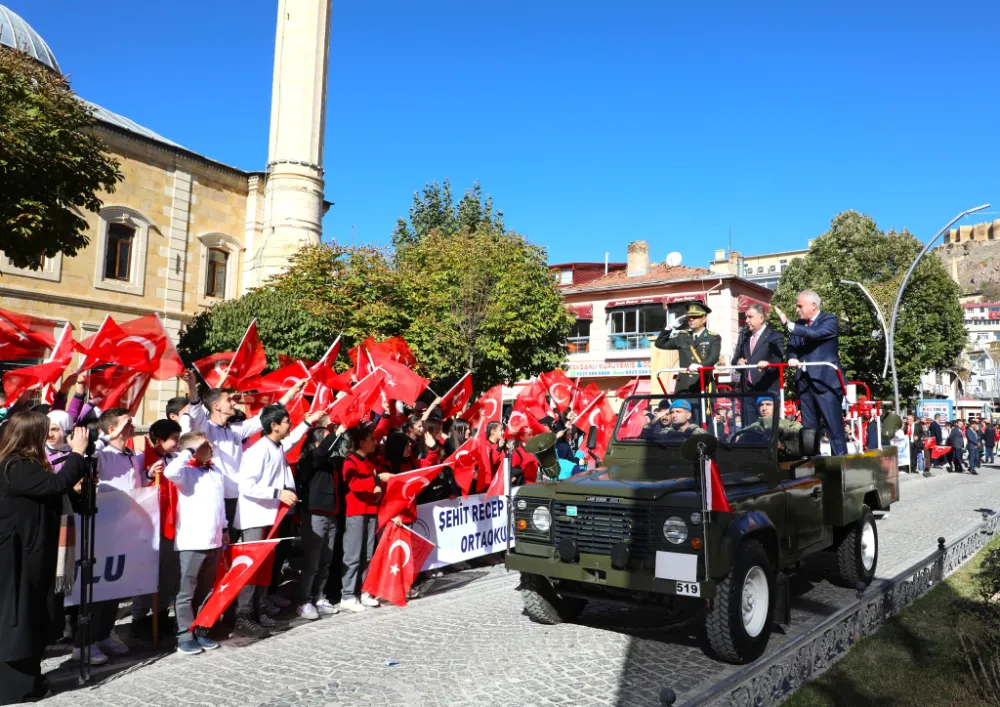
[205,248,228,298]
[104,223,134,281]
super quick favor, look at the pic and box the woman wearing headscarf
[0,411,89,704]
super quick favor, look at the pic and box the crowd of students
[1,364,621,703]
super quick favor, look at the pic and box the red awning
[665,294,707,304]
[605,296,668,310]
[566,304,593,320]
[738,295,771,313]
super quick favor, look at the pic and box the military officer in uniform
[655,302,722,395]
[734,397,803,459]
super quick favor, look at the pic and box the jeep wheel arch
[720,512,779,576]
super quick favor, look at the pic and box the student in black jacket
[295,425,350,620]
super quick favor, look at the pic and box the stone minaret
[247,0,333,289]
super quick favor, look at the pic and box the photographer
[0,412,89,705]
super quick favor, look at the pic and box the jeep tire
[519,573,586,624]
[833,505,878,588]
[705,538,774,664]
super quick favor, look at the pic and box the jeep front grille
[552,502,652,559]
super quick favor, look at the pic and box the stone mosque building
[0,2,333,423]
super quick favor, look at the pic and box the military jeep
[505,391,898,664]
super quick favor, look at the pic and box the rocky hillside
[934,240,1000,296]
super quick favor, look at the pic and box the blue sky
[9,0,999,268]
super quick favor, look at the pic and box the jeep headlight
[663,516,688,545]
[531,506,552,533]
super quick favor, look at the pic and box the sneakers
[360,592,380,608]
[233,616,270,639]
[258,613,290,631]
[315,598,340,616]
[97,637,130,656]
[267,593,291,608]
[261,600,282,617]
[72,644,108,665]
[337,597,366,613]
[196,634,219,651]
[297,602,320,621]
[177,638,203,655]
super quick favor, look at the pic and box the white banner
[66,487,160,606]
[411,463,512,570]
[890,436,910,468]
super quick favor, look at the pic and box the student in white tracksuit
[180,370,304,541]
[232,404,325,636]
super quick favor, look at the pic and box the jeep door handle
[811,487,822,499]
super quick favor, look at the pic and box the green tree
[181,197,569,393]
[0,47,121,268]
[771,210,965,406]
[391,180,504,251]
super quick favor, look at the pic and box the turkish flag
[238,361,310,394]
[224,320,267,386]
[348,337,376,381]
[615,377,642,401]
[517,379,550,421]
[190,539,281,630]
[370,337,417,369]
[309,381,336,414]
[194,352,235,388]
[618,398,649,440]
[309,337,350,392]
[704,458,731,513]
[484,454,508,499]
[2,360,67,402]
[377,464,447,530]
[278,354,315,369]
[571,382,602,417]
[0,308,60,360]
[361,523,435,607]
[540,369,577,413]
[79,314,183,380]
[437,372,472,419]
[573,392,615,459]
[377,360,427,406]
[329,370,386,427]
[443,437,478,498]
[505,396,548,441]
[460,384,503,428]
[88,365,152,415]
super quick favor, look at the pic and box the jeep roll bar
[654,362,849,421]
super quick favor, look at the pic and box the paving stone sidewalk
[36,466,1000,707]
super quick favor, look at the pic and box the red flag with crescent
[377,464,447,530]
[78,314,182,380]
[238,361,310,395]
[505,395,548,441]
[190,538,280,630]
[0,308,61,360]
[460,384,503,428]
[443,437,478,498]
[369,337,417,369]
[87,365,152,416]
[361,523,435,607]
[223,319,267,387]
[539,369,577,413]
[437,372,472,419]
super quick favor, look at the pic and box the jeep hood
[555,468,701,501]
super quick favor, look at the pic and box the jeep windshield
[614,392,779,448]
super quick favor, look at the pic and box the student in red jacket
[339,423,390,612]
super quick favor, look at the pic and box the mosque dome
[0,5,60,73]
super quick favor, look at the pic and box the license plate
[567,506,578,517]
[675,581,700,597]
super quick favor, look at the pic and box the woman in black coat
[0,411,89,705]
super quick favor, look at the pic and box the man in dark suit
[735,303,785,427]
[927,416,944,468]
[775,290,848,456]
[948,419,966,473]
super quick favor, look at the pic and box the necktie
[750,330,760,354]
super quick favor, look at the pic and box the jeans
[236,526,268,617]
[969,448,981,472]
[301,512,338,604]
[986,444,996,464]
[341,514,376,600]
[174,548,221,643]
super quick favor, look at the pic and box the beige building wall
[0,125,260,424]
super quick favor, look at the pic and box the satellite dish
[665,252,683,267]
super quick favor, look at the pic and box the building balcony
[607,333,656,351]
[567,337,590,354]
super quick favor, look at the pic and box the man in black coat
[948,420,966,473]
[735,303,785,426]
[984,423,997,465]
[928,416,944,468]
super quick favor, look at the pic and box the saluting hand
[773,306,788,326]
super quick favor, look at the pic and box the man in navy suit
[735,303,785,427]
[775,290,848,456]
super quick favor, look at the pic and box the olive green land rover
[506,392,898,664]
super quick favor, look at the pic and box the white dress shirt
[164,448,228,552]
[235,423,310,531]
[186,402,263,499]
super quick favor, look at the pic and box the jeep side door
[780,463,826,551]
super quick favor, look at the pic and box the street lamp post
[841,279,890,378]
[889,203,991,413]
